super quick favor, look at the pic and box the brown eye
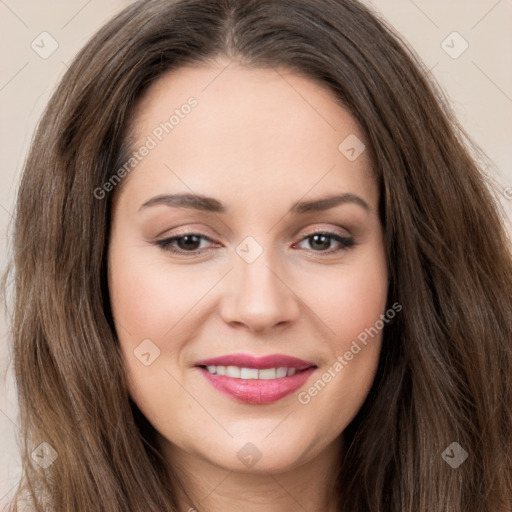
[155,230,355,257]
[296,232,355,254]
[156,233,215,255]
[174,234,202,251]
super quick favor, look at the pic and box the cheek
[108,245,225,406]
[293,251,388,419]
[108,249,195,425]
[303,254,388,345]
[109,247,211,343]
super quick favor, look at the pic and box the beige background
[1,0,511,504]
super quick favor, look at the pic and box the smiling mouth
[196,364,317,405]
[198,365,312,379]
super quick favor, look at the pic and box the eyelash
[155,229,356,256]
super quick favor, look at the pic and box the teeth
[276,367,288,378]
[240,368,259,379]
[258,368,277,380]
[203,365,301,379]
[225,365,241,378]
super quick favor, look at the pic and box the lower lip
[197,367,316,404]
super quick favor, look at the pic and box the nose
[219,245,300,334]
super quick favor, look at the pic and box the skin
[108,58,388,512]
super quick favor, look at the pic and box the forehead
[117,61,377,212]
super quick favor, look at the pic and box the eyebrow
[138,192,371,214]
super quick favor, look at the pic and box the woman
[3,0,512,510]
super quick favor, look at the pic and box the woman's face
[108,61,388,475]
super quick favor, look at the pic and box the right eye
[155,232,218,255]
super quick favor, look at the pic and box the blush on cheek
[110,263,175,339]
[311,273,387,347]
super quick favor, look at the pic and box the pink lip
[197,367,316,405]
[194,353,317,405]
[194,353,316,371]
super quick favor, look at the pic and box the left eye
[295,232,355,253]
[155,231,355,255]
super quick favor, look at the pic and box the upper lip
[194,353,317,371]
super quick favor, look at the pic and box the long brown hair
[3,0,512,510]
